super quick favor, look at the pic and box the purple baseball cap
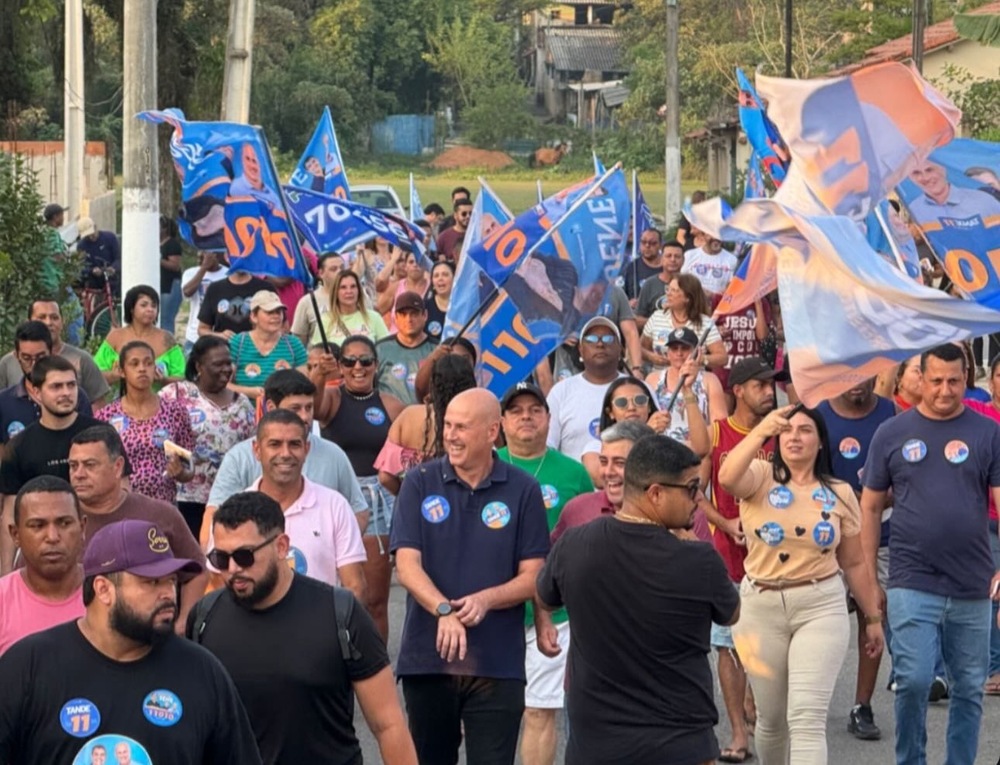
[83,520,203,579]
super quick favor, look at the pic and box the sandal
[719,747,753,763]
[984,675,1000,695]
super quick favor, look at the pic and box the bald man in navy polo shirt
[391,388,550,765]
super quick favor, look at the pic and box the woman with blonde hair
[323,269,389,346]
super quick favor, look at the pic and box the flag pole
[872,204,909,276]
[632,169,639,296]
[663,323,716,411]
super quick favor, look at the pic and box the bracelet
[683,393,698,405]
[864,613,883,625]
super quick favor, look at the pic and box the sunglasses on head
[341,355,375,368]
[207,535,279,571]
[613,394,649,409]
[582,333,617,345]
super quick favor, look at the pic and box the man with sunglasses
[193,492,417,765]
[436,199,473,263]
[538,435,740,765]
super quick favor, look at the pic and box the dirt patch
[429,146,516,171]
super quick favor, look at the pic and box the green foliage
[934,64,1000,141]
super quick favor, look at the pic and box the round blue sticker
[286,547,308,574]
[60,698,101,738]
[6,420,24,438]
[811,487,837,511]
[813,521,836,547]
[72,735,151,765]
[901,438,927,463]
[155,361,167,377]
[482,501,511,529]
[151,428,169,448]
[189,408,207,426]
[108,414,129,434]
[427,321,442,336]
[392,363,407,380]
[364,407,386,426]
[768,486,794,509]
[421,495,451,523]
[142,689,183,727]
[541,484,560,510]
[588,418,601,439]
[758,521,785,547]
[944,440,969,464]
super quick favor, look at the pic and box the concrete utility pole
[64,0,85,219]
[664,0,681,228]
[221,0,256,122]
[911,0,926,73]
[121,0,160,296]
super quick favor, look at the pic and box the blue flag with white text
[290,107,351,200]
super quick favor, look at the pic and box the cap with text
[501,382,549,413]
[728,356,790,387]
[83,520,203,579]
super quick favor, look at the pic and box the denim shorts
[358,475,395,537]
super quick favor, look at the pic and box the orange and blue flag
[737,68,788,188]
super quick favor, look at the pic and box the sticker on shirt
[768,486,793,509]
[244,363,262,379]
[286,546,308,574]
[756,521,784,546]
[557,368,573,382]
[364,407,386,426]
[813,521,836,547]
[588,418,601,439]
[60,698,101,738]
[108,414,129,434]
[421,495,450,523]
[839,437,861,460]
[427,321,442,336]
[274,359,291,371]
[482,501,511,530]
[406,372,417,390]
[811,487,837,512]
[6,420,24,438]
[72,735,152,765]
[151,428,169,449]
[944,440,969,464]
[901,439,927,463]
[391,363,407,380]
[615,275,625,288]
[155,361,167,378]
[142,689,183,727]
[541,484,560,510]
[189,408,206,426]
[217,298,231,314]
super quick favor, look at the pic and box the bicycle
[77,268,120,342]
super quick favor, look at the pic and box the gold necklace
[615,512,661,526]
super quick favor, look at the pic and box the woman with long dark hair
[719,404,883,765]
[641,274,727,371]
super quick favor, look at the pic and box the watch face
[436,603,452,617]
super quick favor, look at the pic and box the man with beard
[191,492,417,765]
[0,519,261,764]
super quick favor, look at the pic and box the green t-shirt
[41,228,66,295]
[498,446,594,626]
[229,332,308,396]
[94,341,186,392]
[316,309,390,347]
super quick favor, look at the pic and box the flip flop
[984,675,1000,695]
[719,747,753,763]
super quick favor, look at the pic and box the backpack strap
[333,586,362,662]
[190,589,225,644]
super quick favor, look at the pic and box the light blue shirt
[907,184,1000,224]
[207,431,366,512]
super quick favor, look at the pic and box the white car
[350,184,406,219]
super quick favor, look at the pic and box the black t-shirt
[160,237,183,292]
[424,294,446,341]
[537,516,739,765]
[189,575,388,765]
[0,622,262,765]
[621,257,661,300]
[196,277,276,335]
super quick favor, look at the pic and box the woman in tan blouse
[718,404,884,765]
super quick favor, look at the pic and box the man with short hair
[40,203,68,298]
[538,434,740,765]
[193,491,417,764]
[497,382,593,765]
[862,343,1000,765]
[392,389,550,764]
[76,217,121,294]
[181,251,229,353]
[682,236,738,301]
[908,160,1000,222]
[0,519,262,764]
[376,292,435,406]
[197,268,276,339]
[635,239,685,330]
[436,198,473,262]
[68,425,207,630]
[622,227,663,302]
[0,476,85,655]
[291,252,343,346]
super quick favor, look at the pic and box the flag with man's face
[290,106,351,200]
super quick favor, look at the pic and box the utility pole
[912,0,926,73]
[664,0,681,229]
[64,0,84,219]
[221,0,256,122]
[121,0,160,296]
[784,0,793,77]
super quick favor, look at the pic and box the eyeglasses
[17,352,48,365]
[582,333,617,345]
[612,394,649,409]
[340,355,375,368]
[646,479,701,501]
[207,535,279,571]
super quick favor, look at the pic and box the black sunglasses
[207,535,279,570]
[646,479,701,501]
[613,394,650,409]
[341,355,375,368]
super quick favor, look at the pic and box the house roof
[546,27,626,72]
[827,1,1000,75]
[601,82,630,107]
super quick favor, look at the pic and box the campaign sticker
[839,437,861,459]
[364,407,386,426]
[274,359,291,371]
[482,501,511,529]
[427,321,442,336]
[406,372,417,390]
[72,735,151,765]
[421,495,450,523]
[189,408,206,426]
[286,546,308,574]
[813,521,836,547]
[142,689,183,727]
[108,414,129,434]
[6,421,24,438]
[60,698,101,738]
[758,522,784,547]
[901,439,927,463]
[541,484,560,510]
[812,487,837,511]
[244,363,262,379]
[217,298,231,314]
[768,486,794,509]
[557,368,573,382]
[151,428,169,449]
[155,361,167,378]
[615,275,625,288]
[944,440,969,464]
[588,418,601,439]
[392,363,407,380]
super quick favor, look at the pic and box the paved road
[356,578,1000,764]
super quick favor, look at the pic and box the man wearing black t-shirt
[192,492,416,765]
[0,518,261,765]
[538,435,740,765]
[197,269,276,338]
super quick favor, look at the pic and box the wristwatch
[436,602,454,618]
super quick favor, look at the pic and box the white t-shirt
[681,248,738,296]
[182,266,229,344]
[546,373,622,461]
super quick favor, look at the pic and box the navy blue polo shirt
[390,454,550,680]
[0,379,93,444]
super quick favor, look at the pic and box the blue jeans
[888,587,990,765]
[160,280,182,336]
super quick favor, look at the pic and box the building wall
[923,39,1000,84]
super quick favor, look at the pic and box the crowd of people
[0,186,998,765]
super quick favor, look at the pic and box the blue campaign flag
[745,151,768,201]
[634,174,656,239]
[289,107,351,199]
[593,151,607,176]
[864,200,921,280]
[409,173,424,222]
[282,185,432,269]
[138,109,310,283]
[897,137,1000,307]
[736,68,788,188]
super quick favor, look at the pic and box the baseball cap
[580,316,621,343]
[78,217,96,238]
[83,520,203,579]
[500,382,549,413]
[43,203,68,221]
[250,290,284,313]
[395,291,425,313]
[665,327,699,348]
[729,356,790,387]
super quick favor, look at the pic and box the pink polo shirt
[0,570,84,656]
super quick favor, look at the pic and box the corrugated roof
[601,83,629,107]
[546,27,626,72]
[828,1,1000,75]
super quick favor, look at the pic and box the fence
[370,115,438,155]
